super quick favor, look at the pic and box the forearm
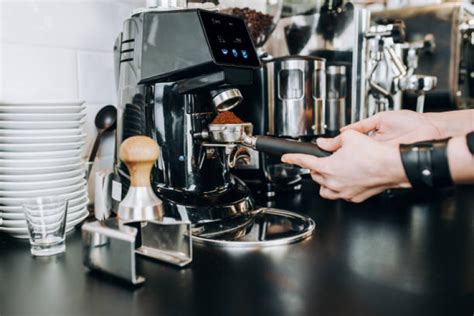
[424,109,474,138]
[447,135,474,184]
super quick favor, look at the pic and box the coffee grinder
[114,9,262,224]
[113,8,322,246]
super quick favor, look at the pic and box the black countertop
[1,181,473,316]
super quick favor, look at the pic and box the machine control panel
[199,10,260,68]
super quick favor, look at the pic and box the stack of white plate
[0,100,89,238]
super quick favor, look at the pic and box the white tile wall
[0,0,146,203]
[0,43,79,100]
[77,51,116,104]
[0,0,146,163]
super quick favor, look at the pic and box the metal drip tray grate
[192,208,315,248]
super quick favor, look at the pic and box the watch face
[199,10,260,68]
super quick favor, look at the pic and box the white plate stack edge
[0,100,89,238]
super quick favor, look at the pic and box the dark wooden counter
[1,181,473,316]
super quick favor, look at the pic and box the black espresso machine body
[114,9,262,223]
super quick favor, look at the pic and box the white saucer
[0,133,86,144]
[0,210,89,235]
[0,105,86,114]
[0,100,85,106]
[0,156,82,168]
[0,162,83,175]
[0,110,86,122]
[0,148,83,160]
[1,203,89,227]
[0,195,88,214]
[0,140,85,152]
[0,119,85,129]
[0,169,84,182]
[0,175,84,191]
[0,184,86,204]
[0,180,86,197]
[0,128,83,137]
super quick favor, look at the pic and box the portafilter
[206,123,331,157]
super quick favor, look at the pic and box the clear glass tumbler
[22,197,68,256]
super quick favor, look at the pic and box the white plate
[0,110,86,122]
[1,225,78,239]
[0,148,83,160]
[1,195,88,214]
[0,187,87,206]
[0,119,85,129]
[0,156,82,168]
[0,140,85,152]
[0,162,83,175]
[0,210,89,235]
[0,180,86,197]
[0,169,84,182]
[0,175,84,191]
[0,128,83,137]
[0,100,84,106]
[0,105,86,114]
[0,133,85,144]
[1,203,89,227]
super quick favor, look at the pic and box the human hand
[281,130,411,203]
[342,110,445,145]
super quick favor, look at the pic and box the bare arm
[282,131,474,203]
[343,109,474,145]
[448,134,474,184]
[425,109,474,139]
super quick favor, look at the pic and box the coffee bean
[221,7,274,47]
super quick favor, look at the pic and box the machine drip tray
[191,208,315,248]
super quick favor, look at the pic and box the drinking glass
[23,197,68,256]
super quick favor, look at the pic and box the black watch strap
[467,131,474,155]
[400,138,453,189]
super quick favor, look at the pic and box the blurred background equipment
[373,2,474,111]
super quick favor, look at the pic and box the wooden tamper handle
[119,136,159,187]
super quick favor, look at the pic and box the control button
[241,50,248,59]
[221,48,229,55]
[232,49,238,57]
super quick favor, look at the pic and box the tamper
[118,136,163,222]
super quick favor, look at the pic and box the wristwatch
[400,138,453,189]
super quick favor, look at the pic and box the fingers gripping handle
[254,136,332,157]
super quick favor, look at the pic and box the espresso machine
[113,8,326,246]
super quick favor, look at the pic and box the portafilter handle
[243,135,332,158]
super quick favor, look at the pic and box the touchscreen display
[199,10,260,68]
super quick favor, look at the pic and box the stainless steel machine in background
[261,0,474,115]
[264,1,370,123]
[234,56,326,197]
[373,2,474,111]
